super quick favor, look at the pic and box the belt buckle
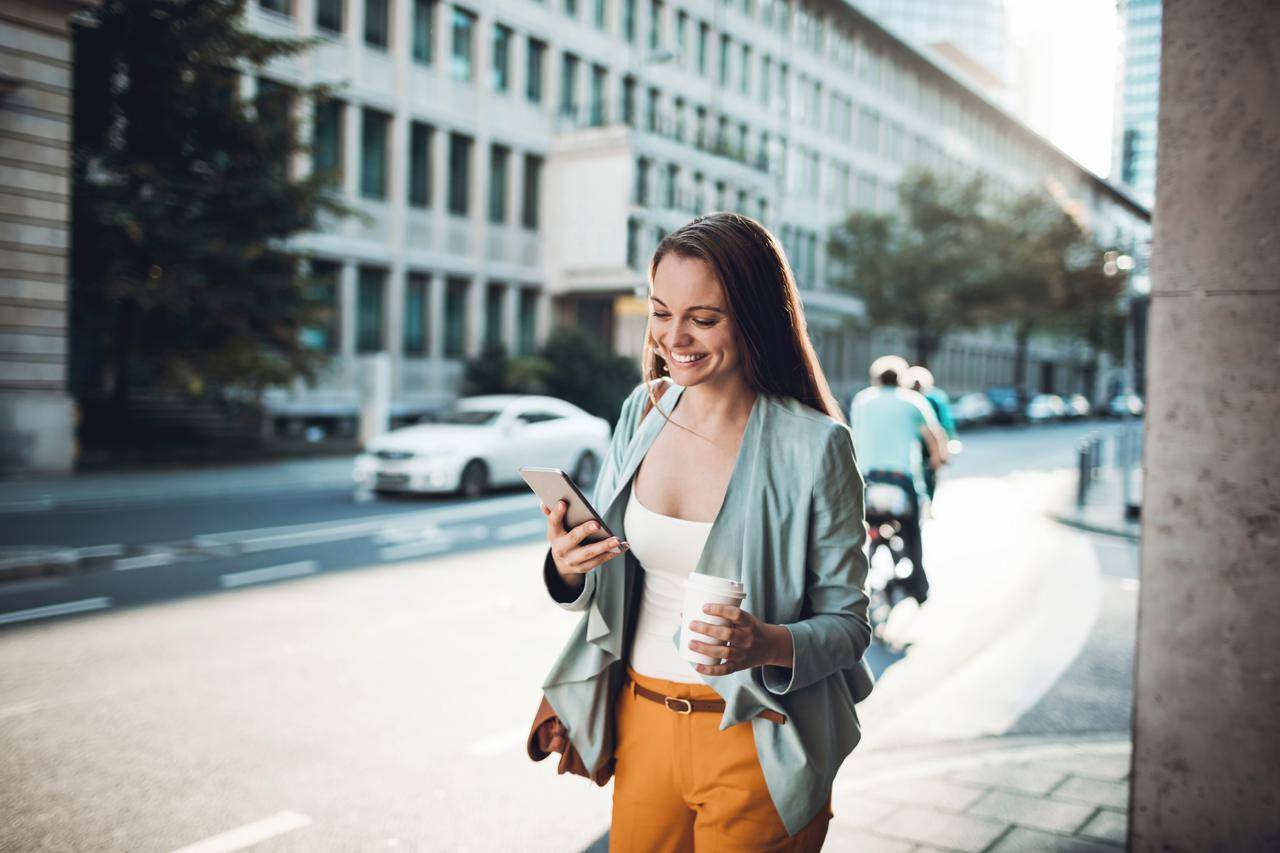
[664,696,693,715]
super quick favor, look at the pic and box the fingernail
[620,542,631,551]
[589,522,599,531]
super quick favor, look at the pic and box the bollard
[1077,442,1091,508]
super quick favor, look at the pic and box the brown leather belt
[629,679,787,725]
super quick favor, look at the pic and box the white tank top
[625,490,714,684]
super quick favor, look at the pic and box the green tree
[71,0,350,405]
[827,171,998,366]
[540,327,640,426]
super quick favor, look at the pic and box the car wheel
[459,460,489,499]
[572,451,600,488]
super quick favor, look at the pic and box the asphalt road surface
[0,420,1137,852]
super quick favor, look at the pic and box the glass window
[559,52,579,118]
[312,98,343,184]
[564,0,578,17]
[697,21,708,74]
[404,273,428,355]
[518,288,538,355]
[589,64,607,127]
[522,154,543,229]
[739,44,750,95]
[648,0,662,51]
[526,38,546,104]
[302,260,340,353]
[316,0,343,34]
[444,277,469,358]
[451,7,476,82]
[663,163,677,208]
[412,0,435,64]
[623,0,637,43]
[622,75,636,126]
[260,0,291,16]
[626,217,640,267]
[448,132,472,215]
[492,23,512,92]
[408,121,432,208]
[672,96,685,142]
[364,0,390,47]
[357,266,386,353]
[360,108,390,200]
[695,105,707,149]
[593,0,608,30]
[485,283,505,347]
[676,11,688,61]
[488,144,509,223]
[645,87,659,132]
[256,78,293,180]
[719,34,730,86]
[634,157,650,205]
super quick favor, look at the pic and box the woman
[538,213,871,851]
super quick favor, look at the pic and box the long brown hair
[643,213,844,423]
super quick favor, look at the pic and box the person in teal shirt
[907,365,956,501]
[850,356,948,603]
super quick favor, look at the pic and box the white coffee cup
[680,572,747,666]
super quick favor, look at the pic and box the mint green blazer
[542,381,873,836]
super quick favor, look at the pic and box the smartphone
[519,466,615,545]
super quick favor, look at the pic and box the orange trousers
[609,667,831,853]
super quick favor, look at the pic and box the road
[0,420,1137,852]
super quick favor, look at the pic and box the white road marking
[220,560,318,589]
[193,494,537,553]
[169,811,311,853]
[0,597,112,626]
[379,539,453,561]
[113,552,176,571]
[74,544,126,560]
[496,519,545,541]
[466,725,530,757]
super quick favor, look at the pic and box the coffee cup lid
[685,571,744,593]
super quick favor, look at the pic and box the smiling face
[648,254,743,390]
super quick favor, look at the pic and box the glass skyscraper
[1114,0,1161,206]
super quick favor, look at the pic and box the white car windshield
[426,409,502,426]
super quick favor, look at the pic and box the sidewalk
[1049,467,1141,541]
[829,734,1130,851]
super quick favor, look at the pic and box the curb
[1049,509,1141,542]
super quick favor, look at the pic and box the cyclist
[907,365,957,503]
[850,355,949,604]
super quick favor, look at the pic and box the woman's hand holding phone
[542,500,630,590]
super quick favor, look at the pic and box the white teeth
[672,353,707,364]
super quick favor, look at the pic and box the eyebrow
[650,297,726,314]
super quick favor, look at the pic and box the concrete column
[1131,1,1280,849]
[427,272,445,361]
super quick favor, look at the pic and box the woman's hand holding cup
[541,500,629,590]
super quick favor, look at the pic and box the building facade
[0,0,79,473]
[1113,0,1160,208]
[249,0,1150,425]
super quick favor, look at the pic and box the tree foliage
[71,0,350,403]
[828,171,998,365]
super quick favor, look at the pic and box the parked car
[952,392,995,427]
[1064,394,1092,419]
[985,387,1024,424]
[1107,393,1145,418]
[353,395,611,498]
[1026,393,1068,422]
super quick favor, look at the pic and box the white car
[952,392,994,426]
[353,395,611,498]
[1026,393,1067,422]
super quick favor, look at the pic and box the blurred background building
[0,0,80,473]
[1113,0,1160,209]
[245,0,1149,435]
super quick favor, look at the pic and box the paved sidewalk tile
[948,765,1069,797]
[832,796,898,826]
[873,777,987,811]
[1041,754,1130,782]
[967,789,1095,834]
[824,823,917,853]
[1079,808,1127,844]
[1050,776,1130,810]
[875,805,1007,852]
[987,826,1123,852]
